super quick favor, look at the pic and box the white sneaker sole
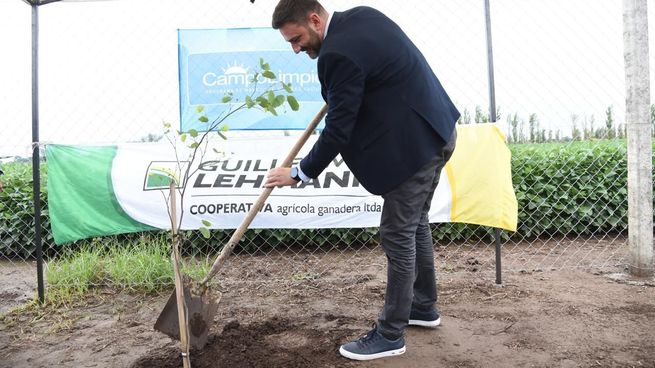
[408,317,441,327]
[339,345,406,361]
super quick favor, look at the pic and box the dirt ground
[1,246,655,368]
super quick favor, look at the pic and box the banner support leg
[494,228,502,285]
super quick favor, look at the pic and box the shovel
[154,104,328,350]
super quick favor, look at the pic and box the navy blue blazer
[299,6,460,195]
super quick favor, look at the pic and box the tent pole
[494,228,502,285]
[484,0,503,286]
[31,3,45,304]
[484,0,497,123]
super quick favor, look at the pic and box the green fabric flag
[46,145,155,244]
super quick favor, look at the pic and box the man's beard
[301,27,322,59]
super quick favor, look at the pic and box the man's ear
[308,12,323,30]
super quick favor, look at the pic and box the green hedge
[0,163,52,258]
[0,140,651,258]
[510,140,635,238]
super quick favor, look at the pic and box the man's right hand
[264,167,299,188]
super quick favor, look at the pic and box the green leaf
[287,95,300,111]
[201,220,212,227]
[198,115,209,123]
[262,70,276,80]
[273,95,286,108]
[163,122,172,129]
[222,93,233,103]
[189,129,198,138]
[245,96,255,108]
[189,142,199,149]
[282,82,293,93]
[267,90,276,105]
[195,105,205,113]
[259,58,271,71]
[180,134,187,142]
[199,227,210,239]
[256,96,270,108]
[269,107,278,116]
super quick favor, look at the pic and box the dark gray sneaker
[339,325,406,361]
[408,308,441,327]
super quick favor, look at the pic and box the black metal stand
[494,228,502,285]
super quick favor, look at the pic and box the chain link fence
[0,0,653,289]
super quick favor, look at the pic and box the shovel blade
[154,282,221,350]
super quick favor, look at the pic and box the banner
[178,28,325,132]
[46,124,518,244]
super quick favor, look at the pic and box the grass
[181,257,212,281]
[46,246,102,294]
[0,287,92,332]
[44,236,211,297]
[105,240,173,292]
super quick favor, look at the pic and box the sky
[0,0,653,157]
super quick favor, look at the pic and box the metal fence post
[623,0,653,277]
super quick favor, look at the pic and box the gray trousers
[377,131,456,339]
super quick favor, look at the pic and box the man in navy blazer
[266,0,459,361]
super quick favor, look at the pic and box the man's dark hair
[272,0,324,29]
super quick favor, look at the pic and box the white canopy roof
[22,0,111,5]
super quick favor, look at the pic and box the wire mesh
[0,0,652,290]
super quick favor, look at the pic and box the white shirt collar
[323,11,334,40]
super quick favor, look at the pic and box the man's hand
[265,167,299,188]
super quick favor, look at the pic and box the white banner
[111,135,452,230]
[47,124,516,244]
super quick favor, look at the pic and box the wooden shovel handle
[200,104,328,286]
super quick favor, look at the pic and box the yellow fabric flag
[445,124,518,232]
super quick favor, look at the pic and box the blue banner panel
[178,28,325,131]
